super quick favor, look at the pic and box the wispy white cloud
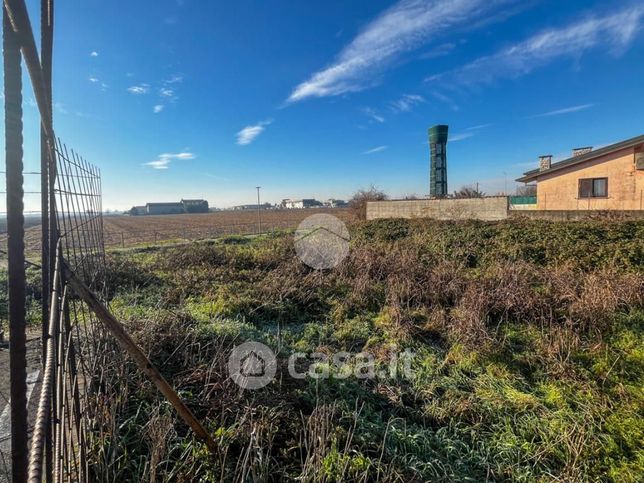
[390,93,425,112]
[429,6,644,85]
[362,107,385,123]
[90,51,98,57]
[448,132,474,142]
[362,145,388,155]
[236,120,272,145]
[529,103,594,118]
[145,160,170,170]
[431,91,459,111]
[164,74,184,84]
[419,42,456,59]
[153,105,164,113]
[287,0,517,103]
[159,88,174,97]
[88,76,99,83]
[167,152,195,160]
[144,152,195,170]
[466,123,492,130]
[54,102,68,115]
[127,84,150,94]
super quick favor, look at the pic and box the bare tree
[516,184,537,196]
[453,185,485,198]
[349,185,389,220]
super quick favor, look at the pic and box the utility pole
[256,186,261,234]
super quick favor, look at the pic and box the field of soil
[103,208,351,246]
[102,208,352,246]
[0,208,352,255]
[103,208,350,235]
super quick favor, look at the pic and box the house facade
[517,135,644,210]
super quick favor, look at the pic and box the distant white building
[232,202,273,211]
[282,198,322,209]
[324,199,347,208]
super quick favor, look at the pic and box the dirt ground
[103,207,352,232]
[102,208,352,246]
[1,208,353,252]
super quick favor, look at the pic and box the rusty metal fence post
[3,2,29,481]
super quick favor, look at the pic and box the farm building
[129,198,210,215]
[232,203,272,211]
[146,202,184,215]
[181,199,209,213]
[282,199,323,209]
[517,134,644,210]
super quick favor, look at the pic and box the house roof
[516,134,644,183]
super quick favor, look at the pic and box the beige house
[517,135,644,210]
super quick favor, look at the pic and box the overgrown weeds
[96,219,643,481]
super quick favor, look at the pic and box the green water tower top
[428,124,449,144]
[428,124,449,198]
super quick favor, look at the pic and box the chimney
[539,155,552,172]
[572,146,592,157]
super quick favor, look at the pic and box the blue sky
[6,0,644,210]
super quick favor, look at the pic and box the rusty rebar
[3,0,54,137]
[28,244,62,483]
[4,2,29,481]
[63,262,218,453]
[40,0,53,364]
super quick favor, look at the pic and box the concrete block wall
[366,197,509,221]
[509,203,538,211]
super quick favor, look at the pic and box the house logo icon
[294,214,350,270]
[228,341,276,389]
[240,350,266,377]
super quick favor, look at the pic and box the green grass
[92,219,643,481]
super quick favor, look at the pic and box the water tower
[428,124,448,198]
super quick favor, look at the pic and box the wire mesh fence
[0,137,111,482]
[48,139,107,481]
[12,138,113,482]
[2,1,217,480]
[53,139,105,288]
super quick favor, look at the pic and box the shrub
[348,185,388,220]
